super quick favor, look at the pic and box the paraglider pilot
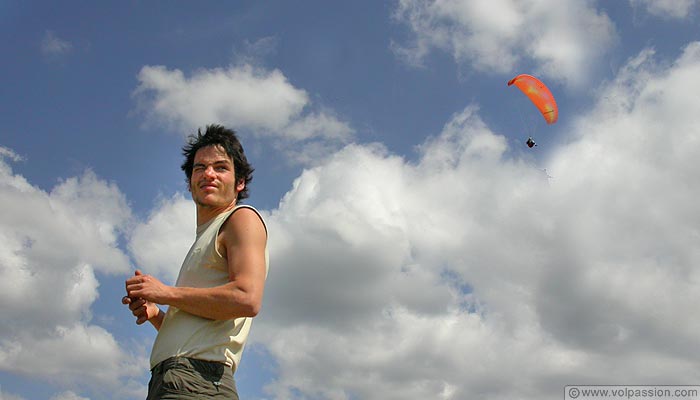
[526,136,537,148]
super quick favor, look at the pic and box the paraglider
[507,74,557,148]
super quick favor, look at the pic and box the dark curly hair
[181,124,254,203]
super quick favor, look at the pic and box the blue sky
[1,1,700,399]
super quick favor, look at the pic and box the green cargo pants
[147,357,238,399]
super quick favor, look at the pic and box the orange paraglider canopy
[507,74,558,124]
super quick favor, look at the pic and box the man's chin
[194,196,217,207]
[194,196,236,209]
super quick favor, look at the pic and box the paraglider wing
[507,74,558,124]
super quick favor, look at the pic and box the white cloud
[0,162,132,330]
[630,0,699,18]
[0,153,143,395]
[391,0,617,88]
[127,192,195,284]
[233,36,280,66]
[541,42,700,353]
[0,147,23,162]
[41,30,73,57]
[132,63,354,162]
[134,64,306,132]
[0,324,139,385]
[0,391,27,400]
[50,391,90,400]
[247,43,700,399]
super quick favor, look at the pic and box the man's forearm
[161,282,260,321]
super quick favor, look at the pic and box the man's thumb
[135,270,143,276]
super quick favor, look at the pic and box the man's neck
[196,202,238,226]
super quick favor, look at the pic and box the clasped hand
[122,270,166,325]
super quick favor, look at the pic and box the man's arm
[126,208,267,320]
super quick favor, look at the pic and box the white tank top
[149,205,269,371]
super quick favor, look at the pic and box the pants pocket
[159,364,238,399]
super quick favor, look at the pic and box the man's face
[190,145,244,209]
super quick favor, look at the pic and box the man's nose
[203,166,216,178]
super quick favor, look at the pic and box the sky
[1,1,700,399]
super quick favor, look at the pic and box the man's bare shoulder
[221,206,267,245]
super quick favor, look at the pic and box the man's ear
[236,179,245,193]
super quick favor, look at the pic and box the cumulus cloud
[0,150,142,394]
[391,0,617,88]
[542,42,700,353]
[630,0,699,18]
[1,324,140,384]
[132,63,353,162]
[127,192,195,283]
[243,43,700,399]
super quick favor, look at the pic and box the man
[526,136,537,148]
[122,124,268,399]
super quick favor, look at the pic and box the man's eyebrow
[193,160,232,167]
